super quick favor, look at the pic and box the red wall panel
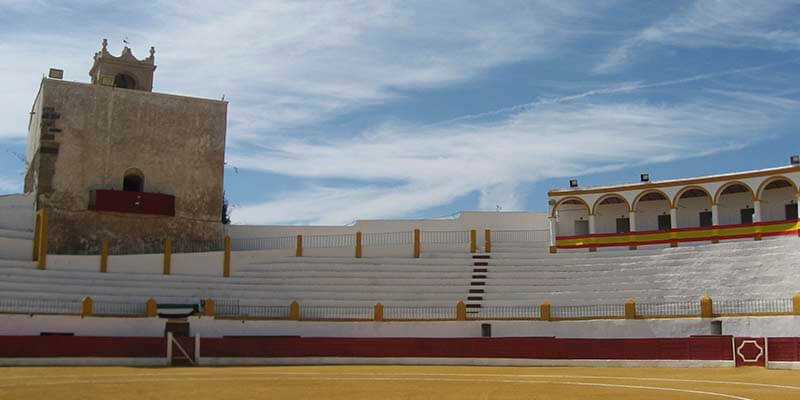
[0,336,166,358]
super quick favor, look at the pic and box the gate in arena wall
[167,332,197,366]
[734,337,766,367]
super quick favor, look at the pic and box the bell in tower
[89,38,157,91]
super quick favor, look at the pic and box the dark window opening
[699,211,713,227]
[574,220,589,235]
[786,203,798,220]
[657,215,671,231]
[113,74,136,89]
[123,174,143,192]
[740,208,754,224]
[616,217,630,233]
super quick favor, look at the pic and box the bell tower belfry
[89,38,156,91]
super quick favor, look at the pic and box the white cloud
[0,175,22,194]
[596,0,800,73]
[230,91,796,225]
[0,1,608,140]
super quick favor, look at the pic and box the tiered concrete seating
[483,237,800,306]
[0,252,473,307]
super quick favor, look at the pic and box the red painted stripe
[0,336,166,357]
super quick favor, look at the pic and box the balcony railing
[89,189,175,216]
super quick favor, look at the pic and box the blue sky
[1,1,799,225]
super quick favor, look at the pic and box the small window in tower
[113,73,136,89]
[123,169,144,192]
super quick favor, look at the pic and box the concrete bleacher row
[484,237,799,306]
[0,233,797,318]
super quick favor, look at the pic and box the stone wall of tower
[25,78,227,253]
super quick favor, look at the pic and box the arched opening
[123,169,144,192]
[553,197,590,236]
[714,182,756,225]
[633,190,671,231]
[757,177,798,222]
[592,194,631,233]
[113,73,136,90]
[674,186,713,228]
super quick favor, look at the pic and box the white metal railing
[230,236,295,251]
[303,234,355,249]
[636,302,700,317]
[382,304,456,320]
[362,231,413,248]
[420,230,469,244]
[299,304,373,320]
[491,229,549,243]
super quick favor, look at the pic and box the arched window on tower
[123,169,144,192]
[113,73,136,89]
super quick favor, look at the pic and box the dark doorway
[123,174,143,192]
[574,220,589,235]
[615,217,630,233]
[740,208,755,224]
[786,203,798,220]
[113,74,135,89]
[657,215,671,230]
[699,211,713,227]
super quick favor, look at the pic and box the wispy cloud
[0,0,610,140]
[231,90,796,225]
[0,175,21,194]
[595,0,800,73]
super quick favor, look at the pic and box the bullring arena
[2,41,800,399]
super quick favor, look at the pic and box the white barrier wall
[0,193,33,232]
[172,251,224,276]
[2,314,798,338]
[0,237,33,261]
[47,255,100,272]
[228,211,548,243]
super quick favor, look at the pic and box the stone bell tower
[89,38,157,91]
[24,39,227,255]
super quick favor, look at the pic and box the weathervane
[123,37,130,47]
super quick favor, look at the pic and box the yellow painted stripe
[557,221,800,248]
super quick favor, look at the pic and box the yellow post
[223,236,231,277]
[456,301,466,321]
[146,299,158,317]
[700,296,713,318]
[204,299,216,317]
[793,293,800,316]
[625,299,636,319]
[100,240,109,273]
[413,229,421,258]
[470,229,477,253]
[374,303,383,321]
[37,209,48,270]
[540,302,551,321]
[549,246,557,254]
[355,231,362,258]
[81,296,93,317]
[163,239,172,275]
[289,301,300,321]
[485,229,491,253]
[296,235,303,257]
[32,213,40,261]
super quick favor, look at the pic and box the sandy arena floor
[1,365,799,399]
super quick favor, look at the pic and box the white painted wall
[108,254,163,274]
[675,196,713,228]
[633,199,670,231]
[172,251,224,276]
[760,186,796,222]
[717,192,753,225]
[594,202,628,234]
[0,314,165,337]
[2,314,798,339]
[228,211,548,246]
[0,237,32,261]
[0,193,34,232]
[555,206,589,236]
[47,255,100,272]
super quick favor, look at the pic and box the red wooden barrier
[0,336,166,358]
